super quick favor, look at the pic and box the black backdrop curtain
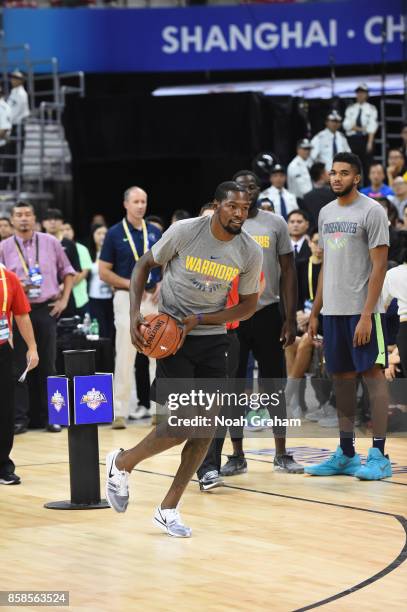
[63,92,316,238]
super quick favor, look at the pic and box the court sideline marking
[12,460,407,610]
[130,466,407,612]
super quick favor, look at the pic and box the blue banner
[47,376,70,426]
[73,374,114,425]
[3,1,403,73]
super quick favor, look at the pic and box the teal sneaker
[304,446,361,476]
[245,408,270,432]
[354,448,393,481]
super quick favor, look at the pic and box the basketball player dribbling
[105,181,263,537]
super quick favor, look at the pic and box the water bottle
[90,318,99,340]
[83,312,91,335]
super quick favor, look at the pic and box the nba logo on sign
[80,387,108,411]
[51,390,65,413]
[47,376,70,426]
[74,374,114,424]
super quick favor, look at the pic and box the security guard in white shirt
[5,70,29,189]
[343,83,378,182]
[260,164,298,220]
[310,110,350,171]
[7,70,30,127]
[287,138,313,200]
[0,87,11,147]
[0,86,12,189]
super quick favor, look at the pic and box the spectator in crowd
[361,163,394,199]
[0,201,74,434]
[310,110,351,172]
[259,163,298,220]
[284,230,323,419]
[0,263,38,485]
[90,213,106,227]
[42,209,81,317]
[376,197,404,262]
[258,198,274,212]
[88,224,114,339]
[171,209,190,224]
[287,210,311,262]
[0,217,13,241]
[343,84,378,181]
[62,222,93,318]
[145,215,165,233]
[301,162,333,229]
[383,251,407,375]
[0,85,11,189]
[403,204,407,229]
[377,197,401,228]
[5,70,30,189]
[400,123,407,163]
[287,138,313,200]
[387,149,407,187]
[198,203,215,217]
[389,176,407,220]
[99,186,162,429]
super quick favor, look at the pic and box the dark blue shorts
[323,314,388,374]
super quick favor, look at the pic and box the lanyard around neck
[14,234,39,276]
[308,257,314,302]
[122,218,148,262]
[0,267,7,313]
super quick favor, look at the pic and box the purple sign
[47,376,70,426]
[73,374,114,425]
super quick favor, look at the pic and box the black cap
[297,138,312,149]
[9,69,25,81]
[327,110,342,122]
[270,163,286,174]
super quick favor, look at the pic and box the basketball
[141,313,181,359]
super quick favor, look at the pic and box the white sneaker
[287,404,302,419]
[105,449,129,513]
[305,406,326,422]
[153,506,192,538]
[129,405,150,420]
[318,405,338,428]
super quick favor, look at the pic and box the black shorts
[155,334,228,379]
[151,334,228,403]
[151,334,229,437]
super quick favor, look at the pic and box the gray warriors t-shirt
[318,193,389,315]
[243,209,293,310]
[151,216,263,335]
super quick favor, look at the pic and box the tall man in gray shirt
[306,152,392,480]
[105,182,263,537]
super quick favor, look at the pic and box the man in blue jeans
[307,152,392,480]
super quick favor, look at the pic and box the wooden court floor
[1,424,406,612]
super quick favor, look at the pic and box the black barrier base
[44,499,110,510]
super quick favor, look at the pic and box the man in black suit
[302,163,333,230]
[287,209,311,263]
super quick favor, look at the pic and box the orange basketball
[141,313,182,359]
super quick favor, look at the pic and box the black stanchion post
[44,349,109,510]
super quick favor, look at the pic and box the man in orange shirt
[0,265,38,484]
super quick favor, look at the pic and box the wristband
[196,313,204,324]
